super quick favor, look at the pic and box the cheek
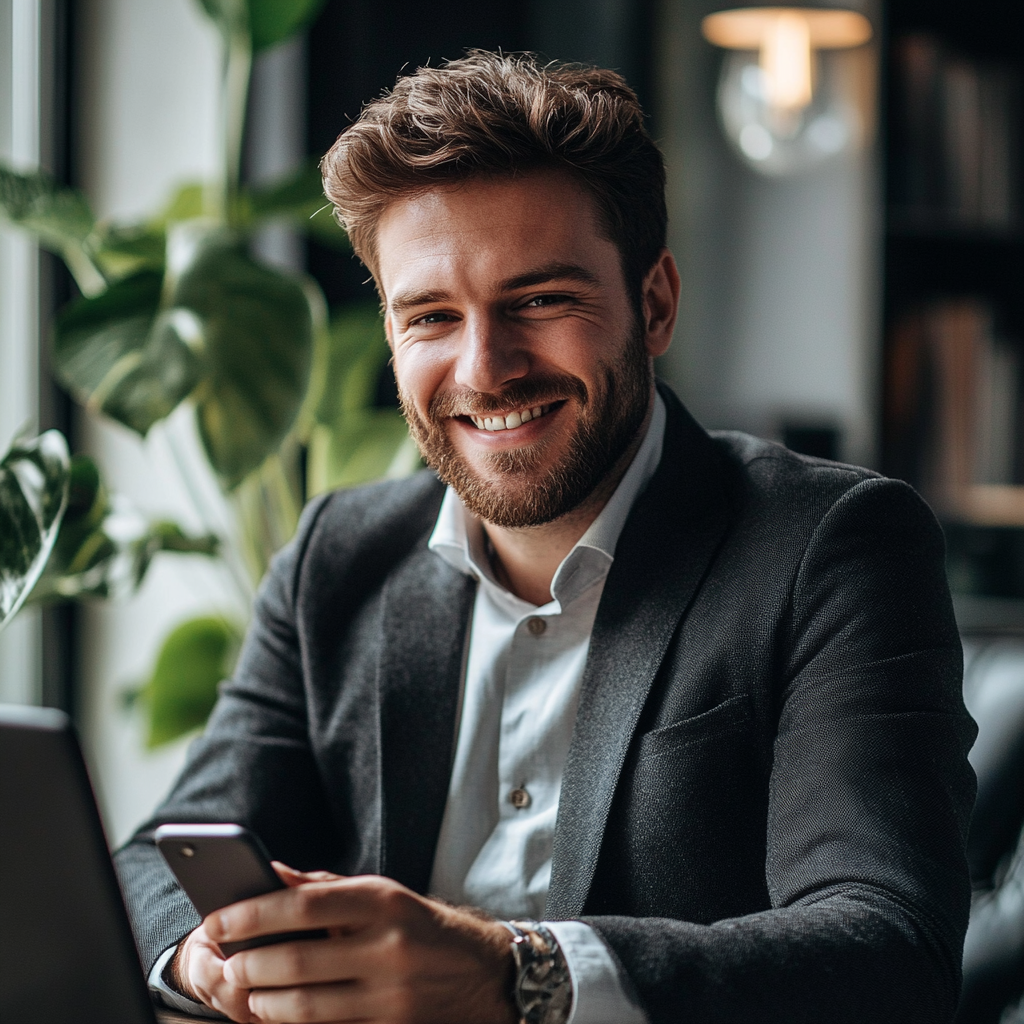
[394,346,437,400]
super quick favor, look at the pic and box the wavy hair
[321,50,667,306]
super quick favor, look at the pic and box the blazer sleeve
[113,492,338,976]
[584,477,978,1024]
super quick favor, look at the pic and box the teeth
[469,404,551,431]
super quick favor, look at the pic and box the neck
[482,397,654,606]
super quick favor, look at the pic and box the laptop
[0,703,160,1023]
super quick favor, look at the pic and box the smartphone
[155,823,325,956]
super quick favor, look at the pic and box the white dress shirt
[427,395,664,1024]
[151,397,664,1023]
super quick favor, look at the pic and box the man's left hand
[203,863,518,1024]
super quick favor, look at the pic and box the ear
[641,249,680,359]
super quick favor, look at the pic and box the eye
[410,311,457,326]
[521,293,572,309]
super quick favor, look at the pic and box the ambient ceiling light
[702,6,872,175]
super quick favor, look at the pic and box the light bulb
[702,7,872,176]
[761,11,812,111]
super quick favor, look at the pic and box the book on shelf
[885,298,1024,524]
[890,34,1021,230]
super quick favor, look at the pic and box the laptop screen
[0,704,157,1024]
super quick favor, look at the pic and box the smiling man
[117,52,976,1024]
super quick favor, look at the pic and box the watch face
[510,925,572,1024]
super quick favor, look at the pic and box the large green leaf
[0,165,106,294]
[194,0,326,50]
[169,230,315,487]
[53,270,203,435]
[29,455,218,603]
[309,303,392,425]
[0,431,69,631]
[304,303,417,496]
[133,615,241,747]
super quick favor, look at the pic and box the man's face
[377,169,655,529]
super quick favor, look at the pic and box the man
[117,51,976,1024]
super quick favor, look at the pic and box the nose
[453,312,530,394]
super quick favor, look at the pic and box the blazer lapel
[377,547,476,893]
[548,390,733,917]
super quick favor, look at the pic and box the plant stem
[220,30,252,226]
[62,243,107,298]
[160,418,254,608]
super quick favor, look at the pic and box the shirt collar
[428,392,666,609]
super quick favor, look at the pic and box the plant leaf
[0,164,107,295]
[169,230,315,487]
[91,224,167,280]
[194,0,326,50]
[53,270,203,435]
[303,303,416,496]
[193,0,249,41]
[309,303,392,426]
[307,412,415,494]
[0,431,70,631]
[137,615,241,747]
[158,182,210,224]
[244,163,347,247]
[29,455,218,603]
[0,164,94,248]
[248,0,326,50]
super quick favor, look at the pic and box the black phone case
[156,826,325,956]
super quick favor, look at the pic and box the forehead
[374,170,615,299]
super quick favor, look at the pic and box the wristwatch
[505,920,573,1024]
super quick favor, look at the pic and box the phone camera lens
[180,844,195,858]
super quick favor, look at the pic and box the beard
[398,323,652,528]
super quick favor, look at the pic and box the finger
[186,933,257,1023]
[248,980,375,1024]
[272,861,345,887]
[224,931,390,989]
[207,876,411,945]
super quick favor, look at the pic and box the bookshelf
[882,0,1024,612]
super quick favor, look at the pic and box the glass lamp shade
[717,47,863,175]
[703,7,873,176]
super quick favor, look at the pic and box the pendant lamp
[702,4,873,175]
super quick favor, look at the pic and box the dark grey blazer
[115,385,976,1023]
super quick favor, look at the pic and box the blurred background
[0,0,1020,847]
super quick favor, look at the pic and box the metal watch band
[506,920,573,1024]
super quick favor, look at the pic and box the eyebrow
[498,262,601,292]
[388,262,600,314]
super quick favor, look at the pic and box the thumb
[271,861,346,887]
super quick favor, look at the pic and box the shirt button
[526,617,546,636]
[509,787,532,809]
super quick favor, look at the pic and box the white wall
[656,0,882,466]
[75,0,244,845]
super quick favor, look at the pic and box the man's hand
[170,862,517,1024]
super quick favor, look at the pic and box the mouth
[464,402,559,432]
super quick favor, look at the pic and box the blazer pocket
[636,693,752,760]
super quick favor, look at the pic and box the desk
[158,1011,210,1023]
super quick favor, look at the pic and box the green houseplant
[0,0,414,745]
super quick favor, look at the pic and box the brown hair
[321,50,667,307]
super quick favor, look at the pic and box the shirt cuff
[148,944,227,1019]
[545,920,648,1024]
